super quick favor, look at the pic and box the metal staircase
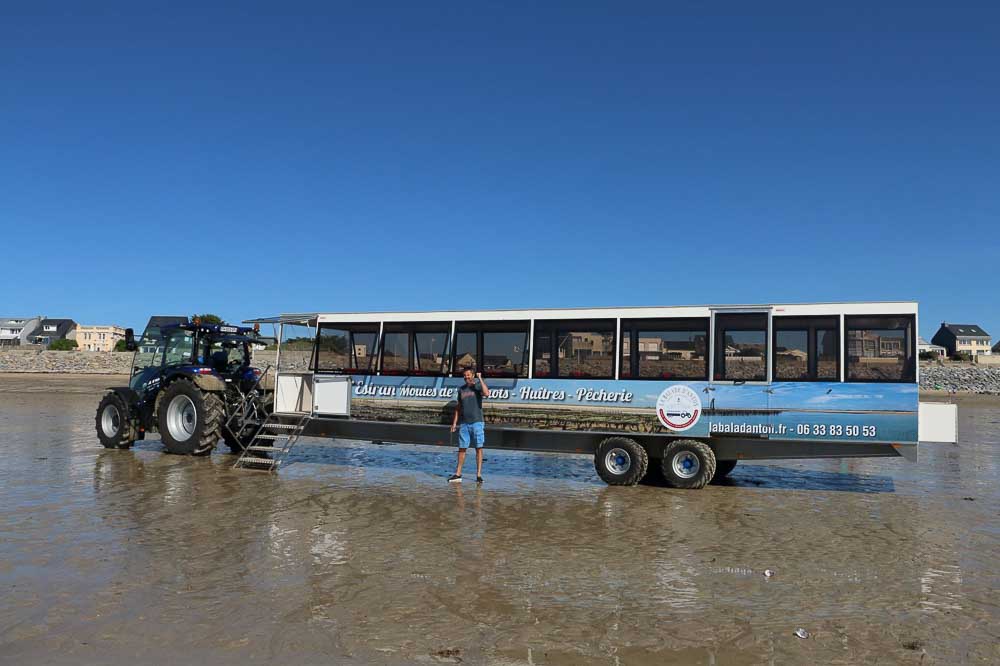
[233,413,310,472]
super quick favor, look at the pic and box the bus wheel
[595,437,648,486]
[661,440,716,489]
[712,459,738,483]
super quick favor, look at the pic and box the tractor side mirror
[124,328,137,352]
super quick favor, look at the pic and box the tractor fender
[192,373,228,392]
[107,386,139,406]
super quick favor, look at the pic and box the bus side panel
[336,376,918,446]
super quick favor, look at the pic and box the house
[918,336,947,358]
[0,316,43,347]
[931,322,992,357]
[76,325,126,352]
[26,319,77,347]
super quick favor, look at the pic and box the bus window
[816,329,838,380]
[846,315,915,382]
[379,323,450,376]
[380,332,409,374]
[714,314,768,382]
[533,331,552,377]
[413,331,449,375]
[483,330,528,377]
[772,317,839,381]
[620,318,709,380]
[534,320,615,379]
[452,322,529,378]
[314,324,379,374]
[452,331,478,375]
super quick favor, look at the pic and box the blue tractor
[95,316,276,455]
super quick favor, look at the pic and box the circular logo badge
[656,385,702,431]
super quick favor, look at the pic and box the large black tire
[594,437,649,486]
[95,391,137,449]
[156,380,223,456]
[661,439,716,489]
[712,459,738,483]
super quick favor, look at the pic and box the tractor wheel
[660,439,716,489]
[156,380,223,456]
[712,459,738,483]
[95,392,137,449]
[594,436,648,486]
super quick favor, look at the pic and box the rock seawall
[920,363,1000,395]
[0,350,133,374]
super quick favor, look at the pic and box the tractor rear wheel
[95,392,137,449]
[157,380,223,456]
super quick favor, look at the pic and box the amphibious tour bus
[246,301,957,489]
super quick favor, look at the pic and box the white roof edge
[250,301,919,323]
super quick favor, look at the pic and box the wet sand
[1,374,998,664]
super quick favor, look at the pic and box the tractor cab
[127,317,270,394]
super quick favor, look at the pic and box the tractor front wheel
[157,380,223,456]
[95,392,137,449]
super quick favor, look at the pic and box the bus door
[710,311,772,436]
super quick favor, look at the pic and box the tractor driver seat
[211,350,230,372]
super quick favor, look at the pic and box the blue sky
[2,2,997,339]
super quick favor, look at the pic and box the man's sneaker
[448,474,462,483]
[476,476,484,484]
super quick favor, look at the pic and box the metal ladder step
[236,456,278,467]
[262,423,302,430]
[247,445,284,453]
[254,434,287,440]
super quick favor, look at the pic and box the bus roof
[247,301,918,326]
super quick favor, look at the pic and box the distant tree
[192,314,224,325]
[114,339,129,352]
[951,352,972,362]
[919,351,938,361]
[49,339,78,351]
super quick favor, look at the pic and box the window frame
[377,322,451,377]
[312,322,381,375]
[771,316,840,383]
[844,314,916,384]
[619,318,709,381]
[533,319,616,380]
[713,313,769,383]
[451,321,530,378]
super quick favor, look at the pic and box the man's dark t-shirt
[456,382,484,424]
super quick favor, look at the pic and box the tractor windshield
[163,330,196,366]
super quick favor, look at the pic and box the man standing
[449,369,489,483]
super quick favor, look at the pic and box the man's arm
[476,372,490,398]
[451,399,460,432]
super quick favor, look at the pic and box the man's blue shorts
[457,421,485,450]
